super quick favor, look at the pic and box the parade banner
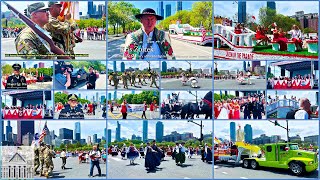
[127,104,145,112]
[273,79,311,89]
[3,109,43,119]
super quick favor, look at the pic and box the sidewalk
[108,34,126,42]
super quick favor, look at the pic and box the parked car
[37,75,53,82]
[71,68,87,87]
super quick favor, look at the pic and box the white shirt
[89,150,101,161]
[295,109,309,119]
[60,151,66,158]
[140,30,162,59]
[288,29,302,39]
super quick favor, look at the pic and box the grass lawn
[253,45,318,56]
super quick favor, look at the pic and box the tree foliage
[214,93,236,101]
[54,92,91,104]
[115,91,159,105]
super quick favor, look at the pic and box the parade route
[1,38,106,60]
[108,155,212,179]
[34,157,106,179]
[214,79,266,90]
[107,37,212,60]
[161,78,212,89]
[108,78,160,90]
[108,110,158,120]
[214,163,318,179]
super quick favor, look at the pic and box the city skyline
[161,91,211,102]
[214,1,318,23]
[3,121,106,143]
[215,61,266,71]
[215,121,319,141]
[2,61,53,68]
[108,120,212,141]
[108,90,158,101]
[163,61,213,71]
[267,90,318,105]
[107,61,159,72]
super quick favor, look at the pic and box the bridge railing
[214,24,256,47]
[267,99,299,113]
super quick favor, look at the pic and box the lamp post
[188,120,203,145]
[188,91,198,103]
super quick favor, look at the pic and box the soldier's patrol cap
[28,2,49,14]
[68,94,78,101]
[12,64,21,71]
[48,1,62,7]
[89,66,94,69]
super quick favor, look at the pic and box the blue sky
[2,61,53,68]
[4,120,106,140]
[2,91,53,108]
[108,120,212,141]
[267,61,319,78]
[55,90,106,102]
[107,61,159,70]
[215,61,266,71]
[214,120,319,140]
[160,90,211,102]
[214,1,319,23]
[164,61,212,71]
[267,90,318,105]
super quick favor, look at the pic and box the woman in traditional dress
[111,145,118,156]
[217,103,229,119]
[288,25,303,51]
[139,143,145,158]
[145,142,158,171]
[175,142,186,166]
[127,143,139,165]
[121,144,127,160]
[233,101,240,119]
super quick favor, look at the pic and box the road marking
[110,157,122,161]
[222,172,228,175]
[214,165,219,169]
[240,177,248,179]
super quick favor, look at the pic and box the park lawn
[253,45,318,57]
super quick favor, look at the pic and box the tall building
[158,2,164,18]
[143,120,148,142]
[156,121,164,142]
[162,61,167,72]
[98,4,105,16]
[43,123,51,145]
[88,2,94,15]
[93,134,98,144]
[113,61,117,72]
[120,62,125,72]
[17,121,34,145]
[6,121,12,142]
[116,121,121,141]
[267,1,276,10]
[59,128,73,140]
[251,61,261,72]
[165,4,171,18]
[38,62,45,68]
[243,61,246,71]
[87,136,92,145]
[230,122,236,142]
[93,5,97,14]
[132,134,137,140]
[34,64,38,68]
[238,1,246,23]
[290,11,318,32]
[22,132,33,146]
[22,62,26,69]
[104,128,107,141]
[244,124,252,143]
[107,129,112,144]
[74,122,81,141]
[177,1,182,11]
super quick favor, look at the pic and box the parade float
[214,23,318,60]
[168,20,213,45]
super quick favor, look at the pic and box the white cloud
[267,90,318,105]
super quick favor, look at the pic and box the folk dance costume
[121,145,127,159]
[144,144,158,171]
[175,144,186,165]
[151,143,162,166]
[139,145,145,158]
[187,147,194,158]
[172,144,179,160]
[111,146,118,156]
[205,146,213,162]
[127,145,139,165]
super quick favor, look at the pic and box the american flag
[39,121,48,142]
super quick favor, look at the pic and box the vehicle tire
[251,160,259,170]
[242,159,250,168]
[289,161,305,176]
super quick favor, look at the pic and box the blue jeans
[90,160,101,176]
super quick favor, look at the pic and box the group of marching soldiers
[109,70,159,89]
[34,142,56,178]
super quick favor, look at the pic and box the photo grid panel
[214,0,319,180]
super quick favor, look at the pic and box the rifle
[2,2,71,59]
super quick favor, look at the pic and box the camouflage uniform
[121,73,128,89]
[150,71,159,88]
[43,145,55,177]
[112,72,118,89]
[131,72,136,86]
[39,145,46,175]
[34,146,40,174]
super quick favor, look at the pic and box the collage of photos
[0,0,319,180]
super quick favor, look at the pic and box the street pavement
[214,163,318,179]
[108,78,160,90]
[34,157,106,179]
[214,79,266,90]
[1,38,106,60]
[161,78,212,89]
[108,109,160,120]
[108,154,212,179]
[54,107,105,119]
[107,37,212,60]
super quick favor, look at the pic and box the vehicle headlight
[308,161,314,165]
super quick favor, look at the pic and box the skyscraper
[156,121,164,142]
[158,2,164,18]
[238,1,246,23]
[59,128,73,139]
[230,122,236,142]
[93,134,98,144]
[113,61,117,72]
[98,4,104,16]
[243,61,246,71]
[104,128,107,141]
[6,121,12,142]
[162,61,167,72]
[38,62,45,68]
[120,62,125,72]
[17,121,34,145]
[143,120,148,142]
[177,1,182,11]
[88,2,94,15]
[116,121,121,141]
[22,62,26,69]
[244,124,253,143]
[107,129,112,144]
[93,5,97,14]
[43,123,51,145]
[165,4,171,18]
[267,1,276,10]
[87,136,92,145]
[74,122,81,141]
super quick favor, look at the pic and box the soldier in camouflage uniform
[142,73,147,85]
[112,72,118,89]
[43,144,56,177]
[34,145,40,175]
[45,1,77,58]
[15,2,52,59]
[137,73,143,85]
[121,72,128,89]
[39,142,46,176]
[131,71,136,87]
[150,70,159,89]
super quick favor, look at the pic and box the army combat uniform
[34,146,40,174]
[43,145,55,177]
[121,73,128,89]
[150,72,159,88]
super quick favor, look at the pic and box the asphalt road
[108,77,160,90]
[1,38,106,60]
[108,154,212,179]
[34,157,106,179]
[214,162,318,179]
[107,37,212,60]
[214,79,266,90]
[108,109,160,120]
[161,78,212,90]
